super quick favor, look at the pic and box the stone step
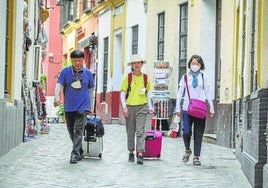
[111,117,119,124]
[203,134,217,144]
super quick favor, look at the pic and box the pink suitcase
[143,129,162,159]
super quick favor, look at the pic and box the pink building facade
[42,0,62,96]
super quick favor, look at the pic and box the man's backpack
[126,73,148,99]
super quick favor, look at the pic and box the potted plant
[56,104,65,123]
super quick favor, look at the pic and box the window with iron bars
[132,25,139,54]
[102,37,109,102]
[178,3,188,81]
[157,12,165,60]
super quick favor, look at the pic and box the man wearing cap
[120,54,154,164]
[54,50,95,164]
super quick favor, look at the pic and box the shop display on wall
[152,61,170,132]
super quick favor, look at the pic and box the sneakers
[70,156,77,164]
[137,155,143,164]
[182,149,192,163]
[76,155,83,161]
[128,153,143,164]
[193,157,201,166]
[70,154,83,164]
[128,153,135,162]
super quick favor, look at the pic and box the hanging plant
[40,74,47,83]
[40,74,47,90]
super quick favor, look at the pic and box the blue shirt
[57,66,95,112]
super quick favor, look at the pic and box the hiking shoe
[76,155,84,161]
[137,155,143,164]
[193,157,201,166]
[182,149,192,163]
[70,156,77,164]
[128,153,135,162]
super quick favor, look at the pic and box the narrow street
[0,122,251,188]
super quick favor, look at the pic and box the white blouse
[175,72,215,113]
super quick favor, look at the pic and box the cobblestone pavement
[0,123,252,188]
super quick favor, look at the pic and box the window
[250,0,257,92]
[83,0,88,11]
[59,1,75,29]
[34,45,42,80]
[68,1,74,21]
[157,12,165,60]
[132,25,139,54]
[178,3,188,81]
[241,0,247,97]
[82,0,95,12]
[102,37,109,102]
[114,5,122,16]
[215,0,222,102]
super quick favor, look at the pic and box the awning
[78,36,91,49]
[78,35,98,49]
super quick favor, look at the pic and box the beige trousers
[125,104,148,153]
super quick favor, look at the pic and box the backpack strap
[126,73,148,99]
[128,72,132,87]
[126,73,132,99]
[143,73,148,88]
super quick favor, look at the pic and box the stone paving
[0,123,252,188]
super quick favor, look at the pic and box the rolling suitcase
[82,61,104,159]
[143,115,162,159]
[82,115,104,159]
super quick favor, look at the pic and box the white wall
[125,0,147,73]
[188,0,216,100]
[112,29,122,91]
[26,0,37,92]
[98,9,111,92]
[200,0,216,99]
[12,0,24,101]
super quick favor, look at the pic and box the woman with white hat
[120,54,154,164]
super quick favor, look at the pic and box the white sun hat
[127,54,146,66]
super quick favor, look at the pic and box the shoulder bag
[184,74,207,119]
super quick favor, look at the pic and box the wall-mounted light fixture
[48,53,54,62]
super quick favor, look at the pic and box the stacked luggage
[82,115,104,159]
[82,62,104,159]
